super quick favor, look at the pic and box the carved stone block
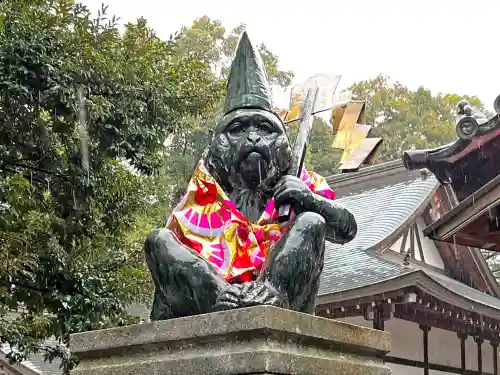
[70,306,391,375]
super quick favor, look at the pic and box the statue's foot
[238,280,289,309]
[213,281,289,311]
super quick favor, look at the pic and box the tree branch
[0,158,80,187]
[0,279,51,294]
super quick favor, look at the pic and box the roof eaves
[471,249,500,298]
[401,98,500,183]
[381,249,454,277]
[424,174,500,237]
[317,269,419,305]
[0,350,40,375]
[441,181,500,298]
[318,173,439,296]
[325,160,434,195]
[317,269,500,320]
[1,340,63,375]
[366,181,439,255]
[325,160,404,186]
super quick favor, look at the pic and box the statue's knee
[145,228,175,256]
[293,212,326,234]
[292,212,326,260]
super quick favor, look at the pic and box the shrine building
[3,100,500,375]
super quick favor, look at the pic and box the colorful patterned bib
[167,161,335,282]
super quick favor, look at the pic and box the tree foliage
[347,74,485,162]
[173,17,294,88]
[0,0,222,372]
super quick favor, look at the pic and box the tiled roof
[427,269,500,312]
[1,339,63,375]
[319,161,500,316]
[319,169,438,296]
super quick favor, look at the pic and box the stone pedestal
[69,306,391,375]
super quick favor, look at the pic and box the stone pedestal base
[69,306,391,375]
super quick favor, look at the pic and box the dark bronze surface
[144,32,357,320]
[402,95,500,201]
[402,96,500,187]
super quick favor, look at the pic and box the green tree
[0,0,222,372]
[347,75,485,162]
[174,17,294,87]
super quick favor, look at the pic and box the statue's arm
[311,194,357,244]
[273,175,357,243]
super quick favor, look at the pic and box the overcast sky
[81,0,498,110]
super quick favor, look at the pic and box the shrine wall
[340,316,496,374]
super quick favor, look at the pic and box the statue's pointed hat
[223,31,274,116]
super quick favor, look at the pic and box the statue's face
[206,109,292,192]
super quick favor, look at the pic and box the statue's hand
[274,175,315,214]
[213,285,241,311]
[238,281,289,309]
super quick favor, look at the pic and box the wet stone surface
[70,306,391,375]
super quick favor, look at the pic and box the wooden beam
[458,332,467,375]
[394,305,493,339]
[373,304,385,330]
[414,222,426,262]
[476,336,484,375]
[420,325,431,375]
[491,341,498,375]
[400,229,409,254]
[410,224,416,258]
